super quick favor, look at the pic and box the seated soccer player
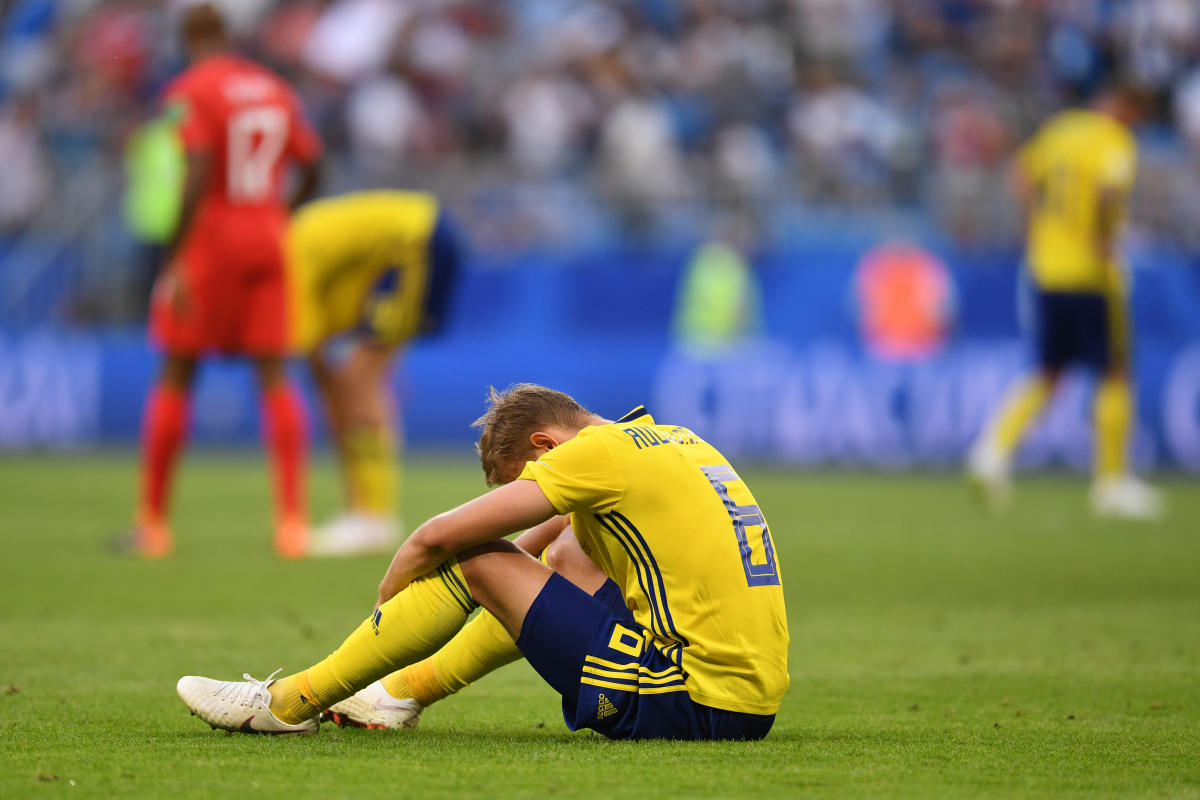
[287,191,462,556]
[177,384,790,740]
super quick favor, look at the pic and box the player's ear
[529,430,558,451]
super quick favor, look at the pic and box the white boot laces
[215,668,284,706]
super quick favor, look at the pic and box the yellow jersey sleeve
[1016,132,1043,181]
[518,428,625,515]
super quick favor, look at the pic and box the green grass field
[1,454,1198,798]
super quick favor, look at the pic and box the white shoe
[176,668,318,735]
[966,440,1012,510]
[1091,475,1166,521]
[307,513,401,557]
[322,680,423,730]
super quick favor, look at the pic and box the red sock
[139,384,190,521]
[262,382,308,523]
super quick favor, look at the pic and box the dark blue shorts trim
[420,210,462,337]
[516,573,775,741]
[353,210,462,343]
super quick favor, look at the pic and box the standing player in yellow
[176,384,790,740]
[288,191,462,556]
[967,84,1163,520]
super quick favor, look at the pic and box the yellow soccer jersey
[288,191,440,352]
[518,407,790,716]
[1018,110,1136,294]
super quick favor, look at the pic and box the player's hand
[155,261,191,317]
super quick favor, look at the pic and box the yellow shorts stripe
[583,655,638,671]
[635,684,690,696]
[583,655,682,678]
[580,676,688,694]
[581,665,685,685]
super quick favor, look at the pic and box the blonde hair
[472,384,592,486]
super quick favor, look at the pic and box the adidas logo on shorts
[597,693,618,720]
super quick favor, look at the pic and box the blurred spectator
[788,63,911,206]
[673,220,764,355]
[0,96,51,232]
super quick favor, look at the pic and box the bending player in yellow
[177,384,789,740]
[967,83,1164,520]
[288,191,462,555]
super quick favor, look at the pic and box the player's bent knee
[160,354,199,389]
[457,540,554,632]
[254,357,288,389]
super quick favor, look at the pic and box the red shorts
[150,212,290,356]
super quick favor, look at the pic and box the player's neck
[188,42,228,63]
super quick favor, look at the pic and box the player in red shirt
[129,4,322,559]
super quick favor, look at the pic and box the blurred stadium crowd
[3,0,1200,322]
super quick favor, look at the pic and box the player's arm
[154,150,211,312]
[1094,186,1122,263]
[1009,158,1036,222]
[166,151,211,259]
[285,88,323,210]
[376,480,557,607]
[1093,143,1135,264]
[289,157,321,211]
[514,514,571,556]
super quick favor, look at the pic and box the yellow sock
[1094,374,1132,480]
[380,609,521,706]
[988,375,1054,456]
[377,539,551,706]
[269,559,475,724]
[345,426,398,515]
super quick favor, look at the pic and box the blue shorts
[515,573,775,741]
[1032,289,1128,372]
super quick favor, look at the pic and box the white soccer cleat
[176,668,318,735]
[1090,475,1166,522]
[321,680,423,730]
[307,513,401,557]
[966,440,1012,511]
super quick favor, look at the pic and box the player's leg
[310,341,402,556]
[978,369,1059,460]
[327,526,609,728]
[179,537,566,733]
[387,526,608,697]
[967,288,1062,507]
[133,352,199,557]
[252,355,310,557]
[178,538,707,738]
[131,239,213,557]
[264,552,527,727]
[239,257,311,557]
[1089,293,1164,519]
[307,350,352,499]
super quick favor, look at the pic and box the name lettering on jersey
[622,425,699,450]
[223,75,277,103]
